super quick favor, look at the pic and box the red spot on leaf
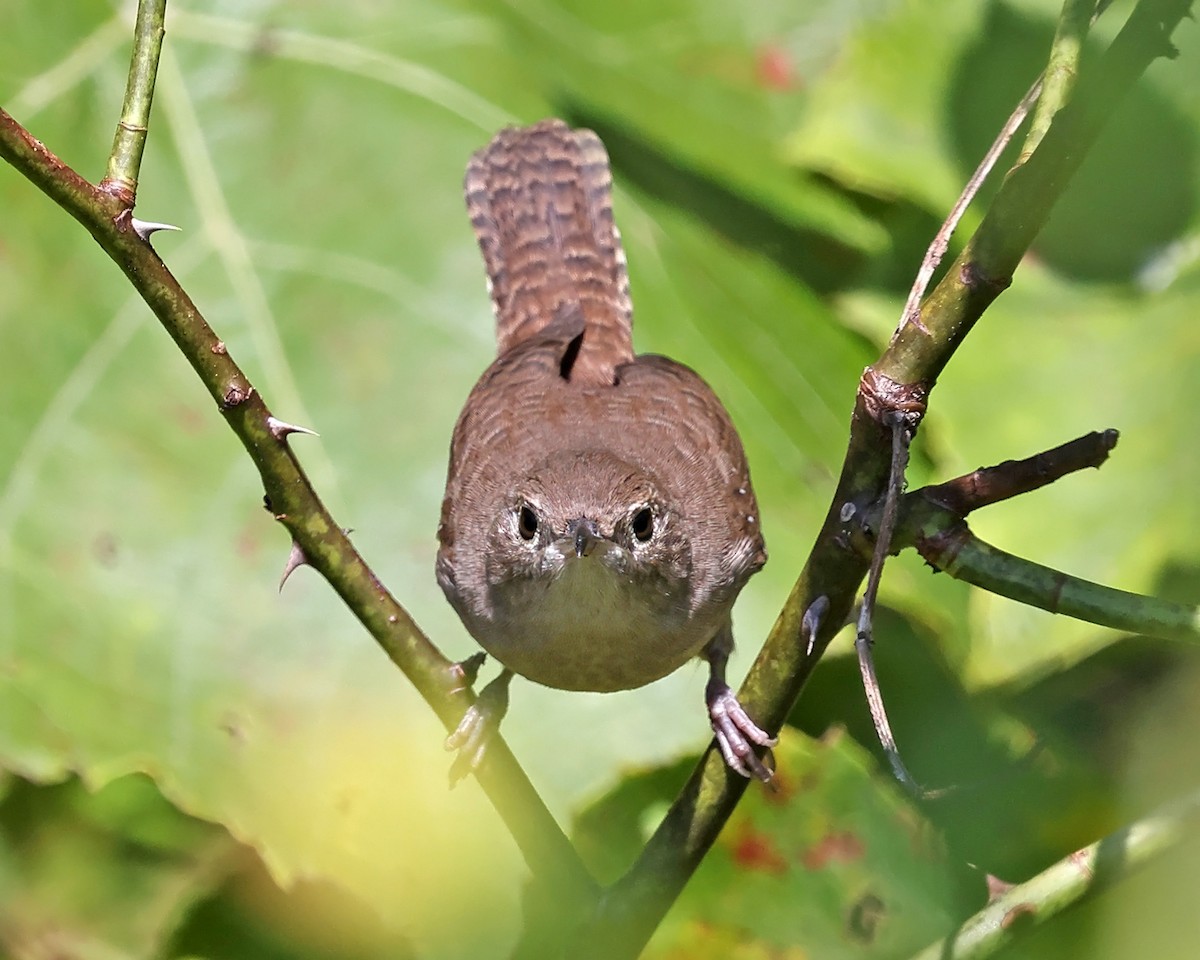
[172,402,209,435]
[801,830,865,870]
[731,826,789,875]
[235,519,263,561]
[755,44,797,91]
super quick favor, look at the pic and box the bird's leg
[703,621,776,781]
[445,667,513,785]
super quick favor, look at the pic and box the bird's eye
[631,507,654,543]
[517,504,539,541]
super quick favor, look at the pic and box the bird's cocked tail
[464,119,635,385]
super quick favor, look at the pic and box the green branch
[918,528,1200,644]
[101,0,166,202]
[910,788,1200,960]
[1025,0,1097,155]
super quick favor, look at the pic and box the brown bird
[436,119,772,780]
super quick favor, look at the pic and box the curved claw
[445,669,512,785]
[706,680,776,781]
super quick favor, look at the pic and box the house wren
[436,119,772,780]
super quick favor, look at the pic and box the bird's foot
[706,678,777,782]
[445,668,512,785]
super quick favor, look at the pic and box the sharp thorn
[279,539,310,591]
[267,416,320,440]
[804,595,830,657]
[130,218,182,241]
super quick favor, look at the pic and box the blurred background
[2,0,1199,957]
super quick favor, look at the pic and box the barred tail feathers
[464,119,633,383]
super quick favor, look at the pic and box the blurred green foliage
[2,0,1199,957]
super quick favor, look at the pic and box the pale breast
[470,553,725,692]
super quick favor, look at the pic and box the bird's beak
[566,518,602,558]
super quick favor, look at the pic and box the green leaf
[782,0,988,211]
[642,731,958,959]
[0,775,233,960]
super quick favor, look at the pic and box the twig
[855,413,924,795]
[861,429,1200,644]
[101,0,166,202]
[880,0,1192,388]
[899,0,1119,332]
[921,429,1119,516]
[851,434,1128,798]
[898,77,1042,334]
[909,788,1200,960]
[916,528,1200,644]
